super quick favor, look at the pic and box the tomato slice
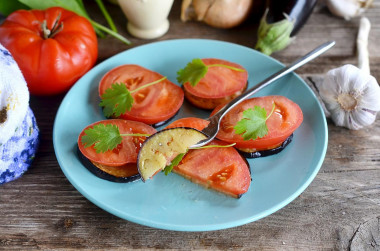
[78,119,156,166]
[211,96,303,151]
[173,140,251,198]
[165,117,209,131]
[183,58,248,109]
[99,65,184,125]
[164,118,250,197]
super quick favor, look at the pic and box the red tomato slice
[78,119,156,166]
[165,117,209,131]
[211,96,303,151]
[99,65,184,125]
[183,58,248,109]
[173,140,251,198]
[183,58,248,98]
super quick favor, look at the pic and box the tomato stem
[41,20,50,39]
[41,13,64,39]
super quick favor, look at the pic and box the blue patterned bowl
[0,107,39,184]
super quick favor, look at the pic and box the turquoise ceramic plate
[53,39,327,231]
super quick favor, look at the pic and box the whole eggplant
[255,0,317,55]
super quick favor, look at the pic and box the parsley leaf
[100,83,134,117]
[164,152,187,175]
[177,58,208,87]
[81,123,122,153]
[234,103,275,141]
[177,58,246,87]
[81,123,151,153]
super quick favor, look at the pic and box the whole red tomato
[0,7,98,95]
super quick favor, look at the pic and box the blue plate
[53,39,327,231]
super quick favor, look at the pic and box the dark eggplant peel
[255,0,318,55]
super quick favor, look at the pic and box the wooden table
[1,1,380,250]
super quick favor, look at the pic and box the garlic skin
[181,0,253,29]
[326,0,373,20]
[319,64,380,130]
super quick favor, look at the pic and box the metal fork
[191,41,335,148]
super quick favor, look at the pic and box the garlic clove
[359,77,380,111]
[326,0,373,20]
[351,109,376,129]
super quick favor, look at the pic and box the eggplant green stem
[255,9,295,55]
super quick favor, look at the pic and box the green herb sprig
[177,58,245,87]
[100,77,166,118]
[164,152,187,175]
[81,123,150,153]
[234,103,276,140]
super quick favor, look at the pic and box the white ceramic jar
[118,0,174,39]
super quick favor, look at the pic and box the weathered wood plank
[1,0,380,250]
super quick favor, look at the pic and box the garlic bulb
[317,16,380,130]
[319,64,380,130]
[326,0,373,20]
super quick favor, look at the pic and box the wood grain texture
[1,0,380,250]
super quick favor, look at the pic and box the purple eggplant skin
[77,146,141,183]
[238,134,293,159]
[265,0,317,36]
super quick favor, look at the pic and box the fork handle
[194,41,335,147]
[210,41,336,123]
